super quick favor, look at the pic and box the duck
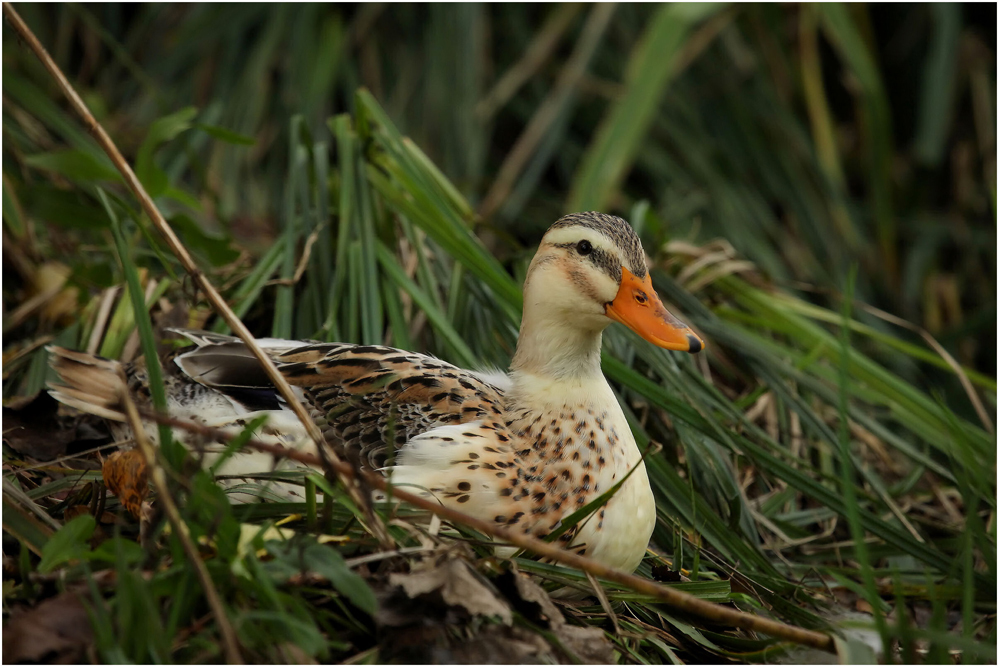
[49,212,704,573]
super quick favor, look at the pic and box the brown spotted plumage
[49,213,704,572]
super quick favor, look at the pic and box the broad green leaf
[301,542,378,615]
[1,498,55,556]
[170,213,240,266]
[24,185,113,229]
[135,106,198,197]
[196,122,256,146]
[264,538,377,615]
[2,175,26,238]
[38,514,95,573]
[86,536,145,566]
[24,150,122,183]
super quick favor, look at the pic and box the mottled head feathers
[547,212,648,282]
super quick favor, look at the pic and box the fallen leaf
[499,569,615,664]
[387,557,512,624]
[3,592,94,663]
[2,392,79,461]
[103,448,148,518]
[552,623,616,664]
[444,624,554,663]
[500,568,564,626]
[376,553,615,664]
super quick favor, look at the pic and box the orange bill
[605,267,704,353]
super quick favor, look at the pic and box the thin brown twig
[853,300,994,436]
[1,439,131,476]
[115,368,244,663]
[475,3,583,121]
[1,335,54,377]
[478,4,615,219]
[9,3,838,654]
[266,223,324,287]
[86,287,120,355]
[1,2,391,548]
[3,281,65,333]
[670,7,737,76]
[773,275,993,431]
[585,570,621,636]
[148,410,836,654]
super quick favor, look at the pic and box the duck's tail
[47,347,128,422]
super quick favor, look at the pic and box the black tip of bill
[686,334,703,354]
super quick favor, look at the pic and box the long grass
[3,4,995,663]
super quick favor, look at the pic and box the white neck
[510,300,607,381]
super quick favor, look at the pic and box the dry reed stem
[151,410,836,654]
[1,2,391,547]
[4,2,836,653]
[115,370,244,663]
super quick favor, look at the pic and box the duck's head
[520,212,704,356]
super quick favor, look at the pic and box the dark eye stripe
[552,242,622,283]
[548,213,648,279]
[591,248,621,283]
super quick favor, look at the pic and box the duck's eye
[576,240,593,256]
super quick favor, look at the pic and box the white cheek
[524,251,621,323]
[589,271,620,304]
[532,277,600,315]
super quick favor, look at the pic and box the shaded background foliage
[2,3,996,663]
[4,2,994,406]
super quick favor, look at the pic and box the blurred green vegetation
[4,3,994,408]
[2,3,995,663]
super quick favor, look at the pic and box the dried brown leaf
[3,592,94,664]
[2,392,79,461]
[387,557,512,624]
[500,570,614,664]
[102,447,148,518]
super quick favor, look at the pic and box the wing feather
[271,344,507,469]
[171,336,508,470]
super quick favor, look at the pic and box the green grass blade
[100,188,177,465]
[567,3,725,212]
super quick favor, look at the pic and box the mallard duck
[49,212,703,572]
